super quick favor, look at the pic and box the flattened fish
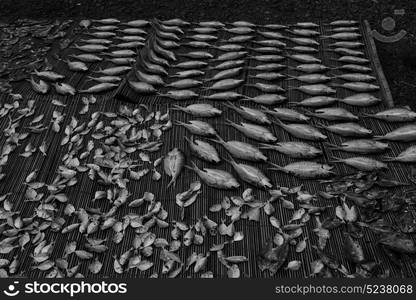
[164,148,185,188]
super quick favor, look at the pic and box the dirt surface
[1,0,416,107]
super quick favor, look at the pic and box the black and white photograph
[0,0,415,299]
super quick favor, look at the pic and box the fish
[249,55,285,62]
[335,73,375,82]
[69,54,102,63]
[158,90,198,100]
[212,51,248,61]
[191,27,218,34]
[65,60,88,72]
[93,18,120,24]
[329,41,363,48]
[54,83,76,96]
[242,94,287,105]
[339,93,381,106]
[202,92,244,101]
[185,162,239,190]
[135,70,165,86]
[209,60,245,70]
[362,108,416,122]
[289,54,321,63]
[198,21,225,28]
[224,27,255,35]
[287,74,331,84]
[248,46,283,54]
[204,67,242,81]
[259,141,322,158]
[328,20,359,26]
[115,35,146,42]
[317,122,372,137]
[94,66,131,76]
[86,31,116,38]
[246,82,285,93]
[104,49,137,57]
[290,84,336,95]
[178,51,214,59]
[181,41,212,48]
[73,44,108,52]
[326,139,389,153]
[333,82,380,92]
[128,81,156,94]
[382,145,416,162]
[206,79,244,91]
[164,148,185,188]
[336,64,372,72]
[172,70,205,78]
[175,120,217,136]
[272,118,327,141]
[328,47,364,56]
[187,34,218,42]
[285,46,318,53]
[247,63,286,71]
[227,21,257,27]
[290,64,329,73]
[226,119,277,142]
[171,103,222,117]
[261,107,310,122]
[306,107,358,121]
[293,22,319,28]
[87,76,122,83]
[214,44,245,51]
[322,32,361,40]
[248,72,286,81]
[287,37,319,46]
[330,156,387,171]
[258,31,285,39]
[288,28,320,37]
[374,124,416,142]
[268,161,334,178]
[335,56,369,64]
[92,25,118,31]
[223,102,270,124]
[209,135,267,162]
[226,35,254,43]
[185,137,220,163]
[108,58,136,65]
[224,156,272,189]
[32,70,65,81]
[118,28,147,35]
[172,60,208,69]
[123,20,150,27]
[27,77,49,94]
[78,83,118,93]
[166,79,202,89]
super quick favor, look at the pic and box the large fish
[363,108,416,122]
[268,161,334,178]
[186,162,239,189]
[326,139,389,153]
[374,124,416,142]
[164,148,185,188]
[185,137,220,163]
[224,156,272,189]
[175,120,217,136]
[330,156,387,171]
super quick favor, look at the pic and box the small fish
[158,90,198,100]
[254,39,287,47]
[185,137,220,163]
[28,77,49,94]
[269,161,334,178]
[209,135,267,162]
[69,54,102,63]
[288,37,319,46]
[78,83,118,93]
[242,94,287,106]
[306,107,358,121]
[166,79,202,89]
[328,47,364,56]
[248,72,286,81]
[273,118,327,141]
[209,59,245,70]
[164,148,185,188]
[290,96,338,107]
[224,102,270,124]
[331,156,387,172]
[363,107,416,122]
[54,83,76,96]
[289,54,321,63]
[206,79,244,91]
[128,81,156,94]
[172,60,208,69]
[87,76,122,83]
[135,70,165,86]
[178,51,214,59]
[123,19,150,27]
[94,66,131,76]
[32,70,65,81]
[171,103,222,117]
[247,63,286,71]
[246,82,285,93]
[290,84,336,95]
[322,32,361,40]
[262,107,310,122]
[226,119,277,142]
[74,43,108,52]
[202,92,244,101]
[224,156,272,189]
[172,70,205,78]
[249,54,285,62]
[336,64,372,73]
[259,141,322,159]
[317,122,372,137]
[65,60,88,72]
[329,41,363,48]
[205,67,242,81]
[290,63,329,73]
[333,82,380,92]
[287,74,331,84]
[339,93,381,106]
[175,120,217,136]
[224,27,255,35]
[326,139,389,153]
[374,124,416,142]
[186,162,239,190]
[335,56,369,64]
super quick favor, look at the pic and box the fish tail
[173,120,185,126]
[223,101,236,110]
[271,117,284,127]
[328,156,343,163]
[224,118,235,126]
[258,143,276,150]
[267,162,285,172]
[166,178,175,188]
[183,136,192,144]
[324,142,339,149]
[373,135,384,140]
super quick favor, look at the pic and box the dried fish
[374,124,416,142]
[210,135,267,162]
[259,141,322,159]
[185,137,220,163]
[269,161,334,178]
[226,119,277,142]
[224,102,270,124]
[186,162,240,189]
[273,118,327,141]
[363,107,416,122]
[172,103,222,117]
[164,148,185,188]
[326,139,389,153]
[224,156,272,189]
[330,156,387,171]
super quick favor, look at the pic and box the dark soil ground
[1,0,416,107]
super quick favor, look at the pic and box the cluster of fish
[0,19,73,94]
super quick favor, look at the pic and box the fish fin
[267,162,285,173]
